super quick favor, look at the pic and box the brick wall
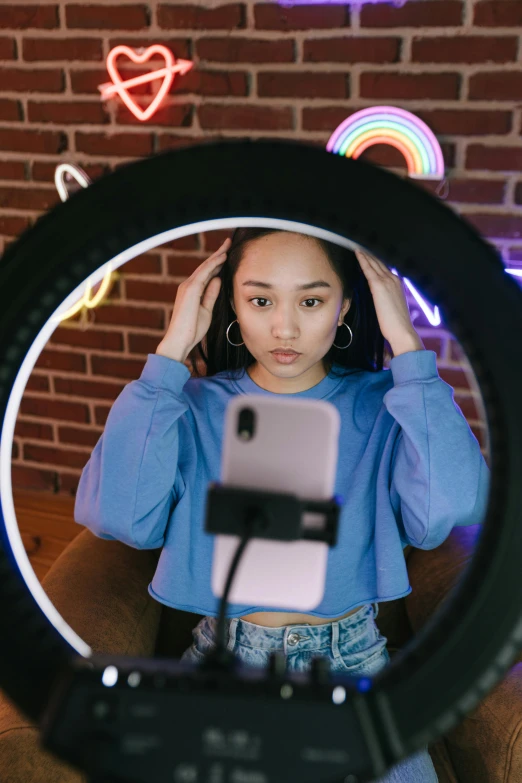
[2,0,521,495]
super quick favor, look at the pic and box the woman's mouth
[270,351,301,364]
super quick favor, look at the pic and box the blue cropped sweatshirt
[74,349,490,618]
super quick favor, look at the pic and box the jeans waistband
[201,603,379,655]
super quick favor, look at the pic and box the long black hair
[190,227,387,379]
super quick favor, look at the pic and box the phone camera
[237,407,256,441]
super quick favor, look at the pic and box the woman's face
[229,232,351,386]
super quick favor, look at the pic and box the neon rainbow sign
[327,106,445,180]
[98,45,193,122]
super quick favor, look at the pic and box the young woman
[75,227,490,782]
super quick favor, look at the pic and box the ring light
[1,139,522,782]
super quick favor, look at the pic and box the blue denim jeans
[180,602,438,782]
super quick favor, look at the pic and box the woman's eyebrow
[241,280,332,290]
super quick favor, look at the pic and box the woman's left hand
[354,248,424,353]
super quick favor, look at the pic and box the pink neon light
[98,45,193,122]
[351,135,417,177]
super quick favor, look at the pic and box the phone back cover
[210,394,340,611]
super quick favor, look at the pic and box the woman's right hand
[156,237,232,363]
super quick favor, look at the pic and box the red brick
[258,71,347,99]
[22,37,103,61]
[453,394,481,420]
[11,465,57,493]
[22,380,47,401]
[506,247,522,262]
[254,4,348,30]
[444,178,506,204]
[157,133,206,151]
[466,145,522,171]
[70,68,113,95]
[474,428,489,450]
[58,473,82,494]
[94,405,111,426]
[203,231,232,252]
[469,72,522,101]
[419,336,443,356]
[58,426,102,447]
[514,182,522,205]
[0,160,26,180]
[0,6,58,29]
[25,374,50,393]
[438,367,472,391]
[28,100,108,124]
[172,69,248,96]
[158,4,245,29]
[412,36,517,63]
[358,143,412,171]
[166,234,200,251]
[14,420,54,440]
[0,67,64,92]
[0,215,31,235]
[0,127,67,154]
[32,161,107,182]
[34,350,86,373]
[199,103,293,131]
[474,1,522,26]
[115,103,193,127]
[108,38,190,58]
[416,109,512,135]
[125,279,179,304]
[197,37,295,63]
[90,355,147,380]
[23,443,89,469]
[304,37,400,63]
[54,375,124,400]
[465,213,522,240]
[0,99,23,121]
[166,254,203,276]
[66,4,150,30]
[128,333,165,355]
[20,397,90,423]
[302,106,359,132]
[0,186,59,211]
[361,1,463,27]
[75,131,153,157]
[0,36,17,59]
[83,304,164,329]
[360,72,460,100]
[124,253,162,275]
[50,327,124,352]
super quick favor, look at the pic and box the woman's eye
[249,298,322,307]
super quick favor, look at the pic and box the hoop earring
[333,322,353,349]
[226,319,244,347]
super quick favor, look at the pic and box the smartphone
[210,394,341,611]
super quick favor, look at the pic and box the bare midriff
[239,605,364,627]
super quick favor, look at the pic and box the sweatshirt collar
[230,363,346,399]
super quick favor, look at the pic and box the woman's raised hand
[156,237,231,363]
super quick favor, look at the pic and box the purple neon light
[392,267,521,327]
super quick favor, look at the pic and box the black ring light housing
[1,139,522,783]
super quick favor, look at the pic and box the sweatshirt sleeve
[74,353,192,549]
[382,349,491,550]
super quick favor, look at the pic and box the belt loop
[227,618,238,653]
[331,620,341,659]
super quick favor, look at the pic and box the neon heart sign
[98,45,193,122]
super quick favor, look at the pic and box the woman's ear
[229,298,235,315]
[340,298,351,323]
